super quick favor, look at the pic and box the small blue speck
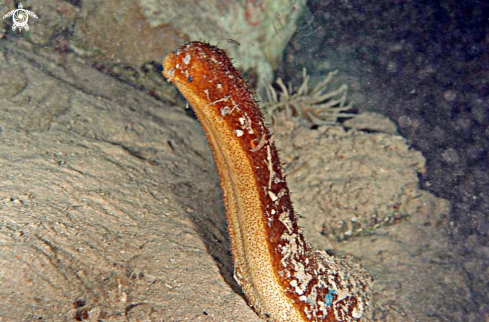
[325,289,336,307]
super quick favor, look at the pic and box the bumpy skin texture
[163,42,373,322]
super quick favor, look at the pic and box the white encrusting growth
[279,233,300,273]
[276,188,287,201]
[250,134,267,152]
[220,106,231,117]
[209,95,231,106]
[266,145,276,190]
[183,54,191,65]
[268,190,278,202]
[165,67,175,82]
[279,211,293,234]
[238,114,254,134]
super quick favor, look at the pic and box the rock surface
[0,40,476,321]
[0,40,259,321]
[1,0,306,92]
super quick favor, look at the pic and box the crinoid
[260,68,357,126]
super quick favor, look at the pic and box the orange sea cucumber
[163,41,372,322]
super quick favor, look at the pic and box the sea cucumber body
[163,42,372,322]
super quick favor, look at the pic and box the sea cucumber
[163,41,372,322]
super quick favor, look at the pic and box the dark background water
[280,0,488,318]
